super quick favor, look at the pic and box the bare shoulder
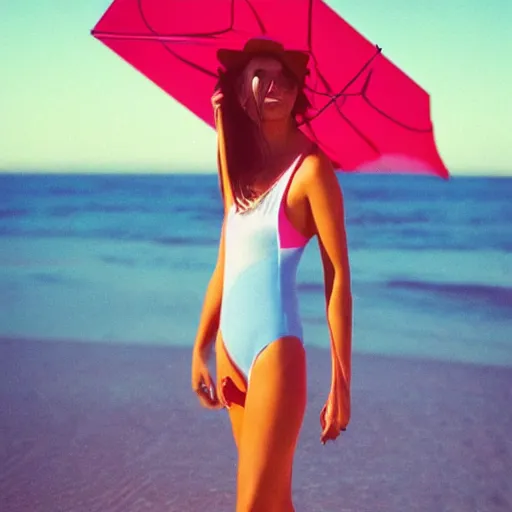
[303,148,334,175]
[299,147,347,242]
[297,148,340,200]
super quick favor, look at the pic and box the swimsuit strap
[273,152,308,205]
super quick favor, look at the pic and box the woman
[191,38,352,512]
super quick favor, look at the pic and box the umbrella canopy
[91,0,449,177]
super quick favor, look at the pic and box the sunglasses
[253,69,297,91]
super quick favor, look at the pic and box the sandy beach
[1,338,511,512]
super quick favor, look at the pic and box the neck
[261,117,296,155]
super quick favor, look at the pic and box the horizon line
[0,168,511,177]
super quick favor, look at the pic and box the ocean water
[1,173,511,367]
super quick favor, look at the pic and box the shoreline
[2,335,512,371]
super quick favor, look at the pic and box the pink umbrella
[91,0,449,178]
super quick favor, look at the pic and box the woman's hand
[319,381,350,444]
[191,345,222,409]
[211,90,224,112]
[218,376,246,409]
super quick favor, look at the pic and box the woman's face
[239,56,299,122]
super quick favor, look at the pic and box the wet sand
[1,338,511,512]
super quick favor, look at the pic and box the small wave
[298,282,324,294]
[30,273,78,286]
[192,208,223,222]
[85,204,152,214]
[349,212,431,226]
[303,315,325,325]
[100,255,136,267]
[49,187,92,197]
[48,206,82,217]
[0,208,29,219]
[47,204,153,217]
[153,236,216,247]
[386,279,512,309]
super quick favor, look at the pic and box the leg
[236,336,307,512]
[215,331,248,449]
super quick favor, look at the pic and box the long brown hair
[216,59,310,211]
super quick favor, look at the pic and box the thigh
[236,336,307,511]
[215,331,248,449]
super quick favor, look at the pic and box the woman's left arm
[305,152,352,443]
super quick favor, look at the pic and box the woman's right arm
[192,100,232,356]
[192,217,227,356]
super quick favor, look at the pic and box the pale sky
[1,1,511,175]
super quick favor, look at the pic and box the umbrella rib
[301,3,380,157]
[92,0,235,40]
[306,46,382,123]
[306,32,348,121]
[242,0,267,34]
[360,72,432,132]
[90,31,222,41]
[136,0,220,78]
[306,47,432,133]
[136,0,235,38]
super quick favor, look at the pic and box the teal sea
[1,172,511,367]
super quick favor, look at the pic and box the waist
[220,280,303,343]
